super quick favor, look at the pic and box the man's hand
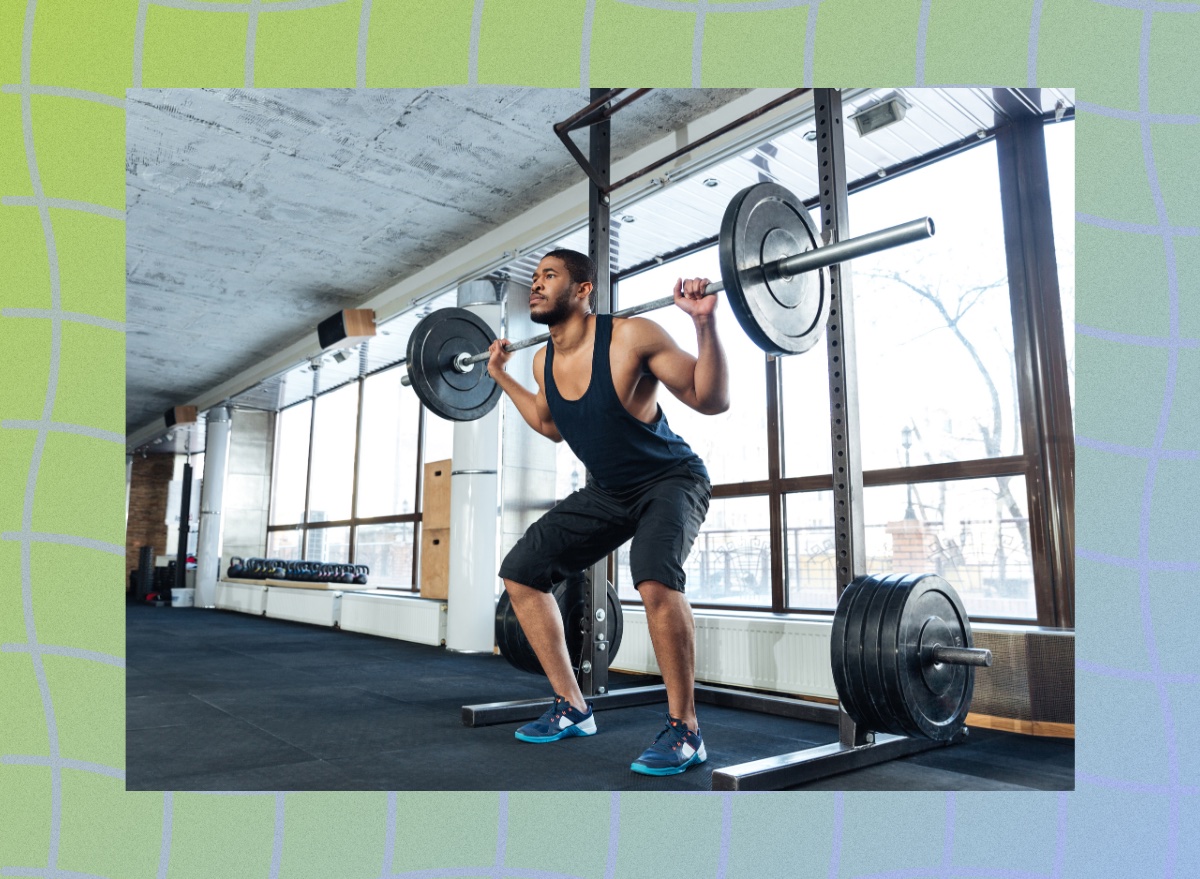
[673,277,716,319]
[487,338,513,380]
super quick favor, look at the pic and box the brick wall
[126,454,175,592]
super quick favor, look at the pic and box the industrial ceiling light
[850,94,908,137]
[802,130,817,142]
[620,215,636,223]
[703,178,719,187]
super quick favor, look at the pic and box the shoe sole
[629,753,706,776]
[514,725,595,743]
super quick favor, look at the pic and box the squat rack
[462,88,960,790]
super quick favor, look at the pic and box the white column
[444,282,502,652]
[194,406,232,609]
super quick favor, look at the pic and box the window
[270,401,311,526]
[845,143,1021,471]
[357,369,420,518]
[307,383,359,524]
[266,354,432,590]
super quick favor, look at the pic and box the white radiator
[339,593,448,647]
[612,609,838,700]
[264,586,341,627]
[215,581,267,615]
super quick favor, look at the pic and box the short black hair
[542,248,597,311]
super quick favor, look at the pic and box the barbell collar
[930,645,992,668]
[440,215,932,375]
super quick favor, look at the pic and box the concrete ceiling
[125,88,752,442]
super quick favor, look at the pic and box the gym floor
[126,604,1074,792]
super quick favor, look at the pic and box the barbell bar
[399,182,934,421]
[425,214,934,376]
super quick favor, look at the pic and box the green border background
[2,0,1196,876]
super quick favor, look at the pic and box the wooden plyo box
[422,459,452,530]
[420,527,450,600]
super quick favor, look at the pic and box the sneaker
[630,715,706,776]
[514,695,597,743]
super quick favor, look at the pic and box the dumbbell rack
[462,89,963,790]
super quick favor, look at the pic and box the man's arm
[487,341,563,441]
[642,277,730,415]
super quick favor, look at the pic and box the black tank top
[544,314,708,491]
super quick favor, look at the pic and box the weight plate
[495,572,623,676]
[859,572,911,734]
[718,183,829,356]
[405,307,502,422]
[895,574,974,740]
[830,574,875,730]
[878,575,925,738]
[843,573,890,732]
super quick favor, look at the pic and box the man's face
[529,257,581,326]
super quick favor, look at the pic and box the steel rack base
[710,727,968,791]
[462,683,838,727]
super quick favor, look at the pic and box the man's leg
[638,580,698,730]
[503,578,588,713]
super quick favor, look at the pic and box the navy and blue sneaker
[630,715,706,776]
[514,695,597,743]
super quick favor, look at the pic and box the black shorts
[498,463,711,593]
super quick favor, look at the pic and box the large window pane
[357,369,421,518]
[305,526,350,564]
[1045,118,1075,426]
[617,495,772,606]
[355,522,415,587]
[270,401,311,525]
[307,383,358,523]
[780,346,834,477]
[266,527,303,560]
[849,143,1021,470]
[783,490,837,610]
[615,248,769,486]
[863,476,1035,620]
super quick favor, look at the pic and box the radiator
[215,581,267,615]
[612,610,1074,725]
[612,610,839,699]
[264,586,341,627]
[340,593,448,647]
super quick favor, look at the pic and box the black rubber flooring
[126,603,1074,792]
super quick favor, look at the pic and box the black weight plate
[858,572,911,734]
[718,183,829,356]
[406,307,501,422]
[495,573,623,676]
[830,574,876,729]
[875,574,925,738]
[842,573,889,732]
[896,574,974,740]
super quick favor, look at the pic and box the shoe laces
[651,716,693,751]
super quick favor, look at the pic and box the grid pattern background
[0,1,1194,877]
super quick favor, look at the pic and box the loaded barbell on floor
[491,568,990,742]
[832,573,991,741]
[400,182,935,422]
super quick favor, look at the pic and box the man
[487,248,728,777]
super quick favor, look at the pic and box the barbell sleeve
[402,214,934,382]
[931,645,993,668]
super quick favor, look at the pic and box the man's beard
[529,292,574,326]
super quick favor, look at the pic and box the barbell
[832,572,991,741]
[400,182,934,422]
[493,568,990,741]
